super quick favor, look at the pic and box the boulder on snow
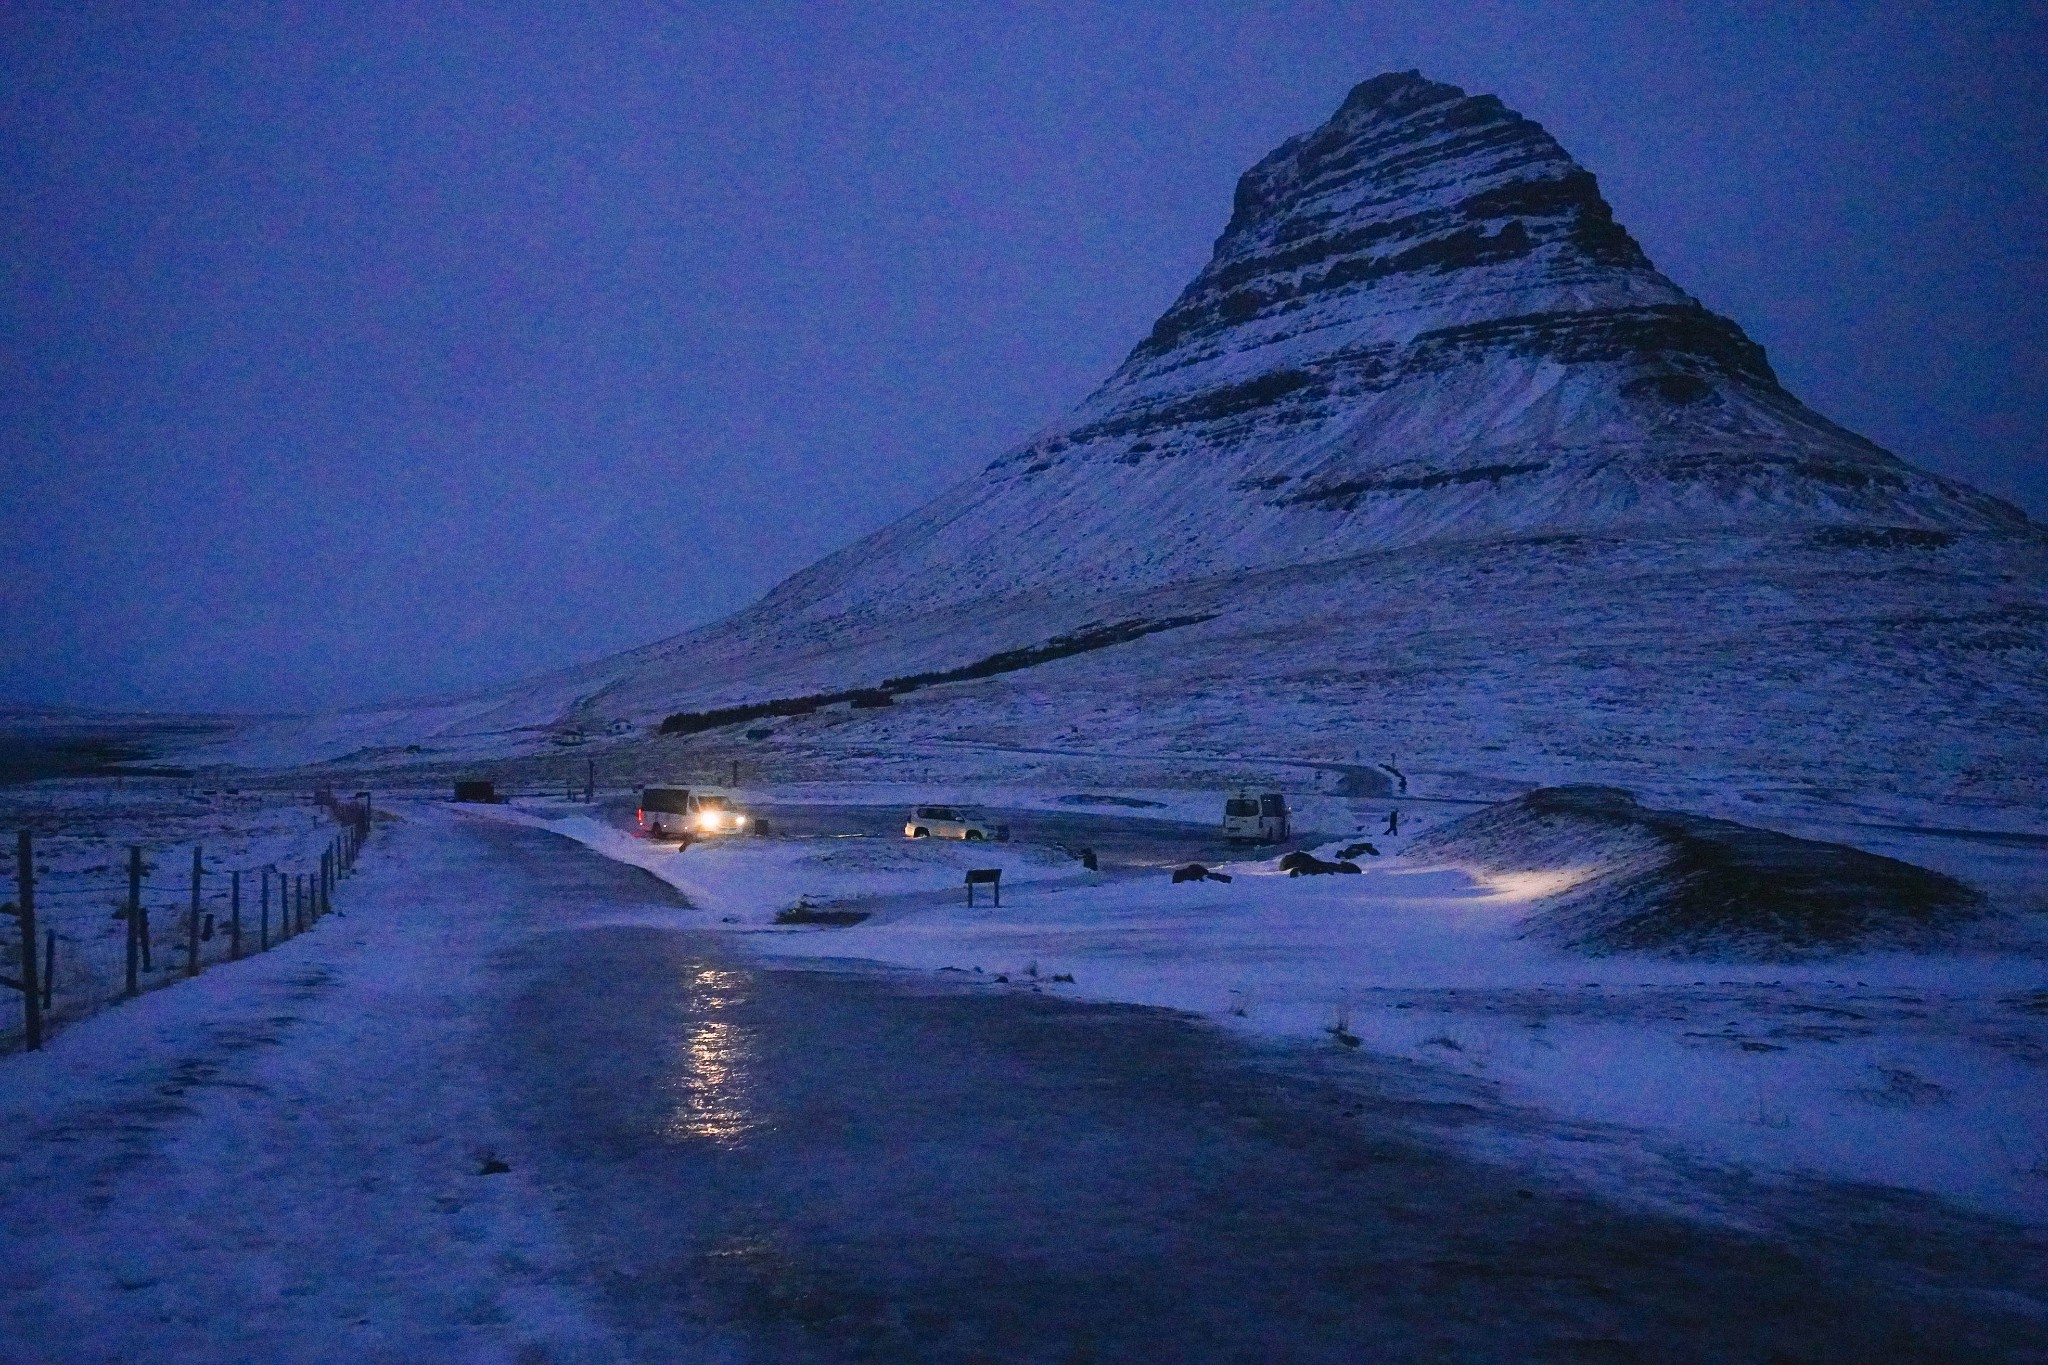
[1337,841,1381,860]
[1278,851,1361,877]
[1172,863,1232,884]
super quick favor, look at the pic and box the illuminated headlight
[735,815,747,827]
[698,812,722,830]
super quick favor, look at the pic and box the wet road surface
[477,820,2048,1363]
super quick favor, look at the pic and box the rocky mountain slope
[203,72,2045,834]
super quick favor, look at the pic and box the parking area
[602,797,1326,872]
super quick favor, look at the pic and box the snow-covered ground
[0,803,611,1362]
[3,785,2042,1359]
[471,790,2048,1229]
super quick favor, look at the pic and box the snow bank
[1406,785,1987,958]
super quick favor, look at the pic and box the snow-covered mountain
[205,72,2046,829]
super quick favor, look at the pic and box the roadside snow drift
[1408,785,1985,957]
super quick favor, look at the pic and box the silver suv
[904,805,1009,841]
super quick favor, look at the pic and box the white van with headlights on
[1223,791,1290,843]
[639,787,752,840]
[904,805,1008,841]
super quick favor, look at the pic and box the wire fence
[1,792,375,1054]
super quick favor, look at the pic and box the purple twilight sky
[4,2,2044,714]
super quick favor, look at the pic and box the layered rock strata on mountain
[735,69,2026,630]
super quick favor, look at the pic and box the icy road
[1,810,2042,1362]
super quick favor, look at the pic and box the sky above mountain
[5,1,2044,712]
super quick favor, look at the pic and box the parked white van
[1223,791,1290,843]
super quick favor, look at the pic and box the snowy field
[470,787,2048,1228]
[0,781,369,1047]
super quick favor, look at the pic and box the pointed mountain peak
[1134,70,1706,378]
[752,73,2027,628]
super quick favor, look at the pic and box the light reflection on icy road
[663,967,761,1147]
[474,819,2048,1364]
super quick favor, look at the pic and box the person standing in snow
[1385,808,1400,836]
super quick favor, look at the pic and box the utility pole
[15,831,41,1050]
[187,846,202,977]
[126,846,141,996]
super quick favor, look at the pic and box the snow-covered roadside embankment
[0,805,608,1361]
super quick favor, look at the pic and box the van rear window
[1225,800,1259,818]
[1260,796,1287,817]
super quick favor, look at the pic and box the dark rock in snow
[1173,863,1233,884]
[1278,852,1362,877]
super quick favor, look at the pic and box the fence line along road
[1,795,375,1054]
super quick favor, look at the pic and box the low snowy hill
[196,73,2045,833]
[1405,785,1983,958]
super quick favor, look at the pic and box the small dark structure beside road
[452,780,498,804]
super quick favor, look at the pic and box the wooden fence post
[15,831,41,1050]
[137,871,152,972]
[41,929,53,1012]
[260,869,270,951]
[230,869,242,961]
[295,874,304,934]
[126,845,141,997]
[187,846,202,977]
